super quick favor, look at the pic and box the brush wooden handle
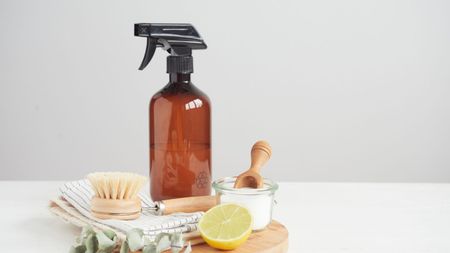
[249,140,272,173]
[162,195,217,215]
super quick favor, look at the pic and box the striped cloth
[56,180,203,239]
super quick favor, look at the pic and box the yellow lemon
[199,203,253,250]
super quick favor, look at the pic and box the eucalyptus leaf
[103,229,116,240]
[69,245,86,253]
[119,241,129,253]
[154,232,170,243]
[142,243,157,253]
[126,228,145,252]
[85,233,97,253]
[155,233,171,252]
[143,236,152,245]
[79,226,95,245]
[81,225,94,235]
[96,231,116,251]
[170,233,184,253]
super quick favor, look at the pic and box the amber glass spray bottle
[135,23,211,201]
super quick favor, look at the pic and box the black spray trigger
[135,23,207,73]
[139,37,157,70]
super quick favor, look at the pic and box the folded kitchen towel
[49,180,203,243]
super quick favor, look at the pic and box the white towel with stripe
[54,180,203,239]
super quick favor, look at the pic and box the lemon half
[199,203,253,250]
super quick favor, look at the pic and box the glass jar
[212,177,278,231]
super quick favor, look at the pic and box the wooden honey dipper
[234,140,272,188]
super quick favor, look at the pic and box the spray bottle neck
[169,73,191,83]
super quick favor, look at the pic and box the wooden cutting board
[192,220,288,253]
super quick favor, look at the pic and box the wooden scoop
[234,140,272,188]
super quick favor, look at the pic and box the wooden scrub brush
[88,172,147,220]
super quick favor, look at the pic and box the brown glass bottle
[149,73,211,201]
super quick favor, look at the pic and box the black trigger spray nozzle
[134,23,207,73]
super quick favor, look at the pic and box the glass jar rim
[212,177,278,195]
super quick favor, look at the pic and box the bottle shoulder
[150,82,210,109]
[151,82,210,103]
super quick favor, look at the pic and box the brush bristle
[87,172,147,200]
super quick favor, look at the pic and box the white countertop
[1,181,450,252]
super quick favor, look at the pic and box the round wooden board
[191,220,289,253]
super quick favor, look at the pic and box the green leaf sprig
[69,226,192,253]
[120,229,191,253]
[69,226,118,253]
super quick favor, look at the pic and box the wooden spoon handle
[161,195,217,215]
[249,140,272,173]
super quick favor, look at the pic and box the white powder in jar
[219,187,274,230]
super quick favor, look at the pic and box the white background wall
[1,0,449,181]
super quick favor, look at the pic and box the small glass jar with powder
[212,177,278,231]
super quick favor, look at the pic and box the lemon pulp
[199,203,253,250]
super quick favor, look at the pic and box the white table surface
[1,181,450,252]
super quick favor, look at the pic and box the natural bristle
[87,172,147,200]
